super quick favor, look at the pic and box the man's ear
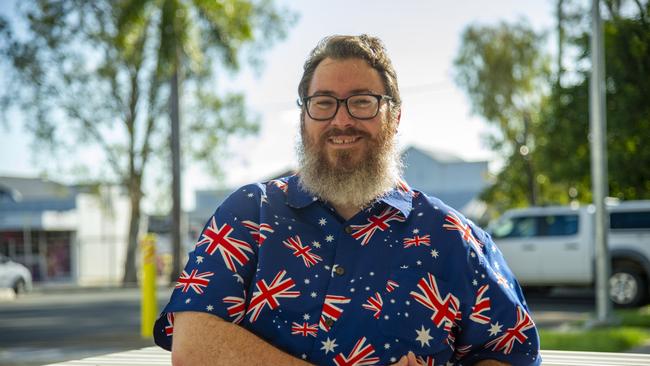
[393,109,401,134]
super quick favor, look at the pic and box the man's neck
[331,203,361,221]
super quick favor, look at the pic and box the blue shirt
[154,175,541,365]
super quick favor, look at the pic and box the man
[154,34,541,366]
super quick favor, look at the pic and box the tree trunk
[122,175,142,286]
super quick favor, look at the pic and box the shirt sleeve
[455,220,542,365]
[153,184,263,350]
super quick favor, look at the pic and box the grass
[538,306,650,352]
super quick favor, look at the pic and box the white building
[0,177,131,286]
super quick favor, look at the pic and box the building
[0,176,131,286]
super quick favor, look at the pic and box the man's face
[302,57,396,172]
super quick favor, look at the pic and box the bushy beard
[297,119,403,210]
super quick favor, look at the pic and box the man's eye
[351,98,373,107]
[314,100,335,108]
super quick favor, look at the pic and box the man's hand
[390,351,421,366]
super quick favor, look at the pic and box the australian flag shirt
[154,175,541,365]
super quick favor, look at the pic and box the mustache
[321,127,372,139]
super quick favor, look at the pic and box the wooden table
[42,346,650,366]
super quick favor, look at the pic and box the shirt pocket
[377,268,461,356]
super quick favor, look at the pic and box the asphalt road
[0,286,595,366]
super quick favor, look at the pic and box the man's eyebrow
[310,88,379,96]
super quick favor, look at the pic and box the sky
[0,0,556,211]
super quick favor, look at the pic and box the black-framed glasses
[297,93,393,121]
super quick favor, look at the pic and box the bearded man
[154,34,541,366]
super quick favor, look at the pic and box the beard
[297,118,403,210]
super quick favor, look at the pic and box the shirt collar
[286,175,414,219]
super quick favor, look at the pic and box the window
[491,216,537,238]
[540,214,579,236]
[610,211,650,230]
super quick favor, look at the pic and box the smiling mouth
[328,136,361,145]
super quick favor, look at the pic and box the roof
[401,145,466,164]
[0,176,76,212]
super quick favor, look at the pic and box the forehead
[308,57,384,96]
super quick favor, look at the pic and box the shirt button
[325,318,335,328]
[344,226,353,234]
[334,266,345,276]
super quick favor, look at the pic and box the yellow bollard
[140,233,157,338]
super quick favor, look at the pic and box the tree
[454,21,552,210]
[536,0,650,203]
[0,0,294,285]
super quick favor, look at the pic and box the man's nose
[329,102,355,128]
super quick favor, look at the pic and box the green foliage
[539,327,649,352]
[455,0,650,214]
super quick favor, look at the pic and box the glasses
[298,93,393,121]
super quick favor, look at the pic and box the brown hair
[298,35,401,117]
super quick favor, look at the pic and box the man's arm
[475,360,510,366]
[171,311,312,366]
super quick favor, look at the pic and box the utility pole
[590,0,612,324]
[170,59,182,284]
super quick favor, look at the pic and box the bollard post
[140,233,157,338]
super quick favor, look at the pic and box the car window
[492,216,537,238]
[610,211,650,230]
[540,214,579,236]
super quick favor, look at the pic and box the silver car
[0,254,32,294]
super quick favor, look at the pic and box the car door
[490,215,542,284]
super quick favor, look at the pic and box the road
[0,286,595,366]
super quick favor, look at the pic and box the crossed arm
[171,312,509,366]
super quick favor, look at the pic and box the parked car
[0,254,32,295]
[488,200,650,307]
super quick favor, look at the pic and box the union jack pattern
[333,337,380,366]
[154,175,540,365]
[175,269,214,294]
[385,279,399,293]
[291,322,318,337]
[349,207,406,246]
[223,295,246,324]
[283,235,323,268]
[410,272,460,332]
[241,220,275,246]
[361,292,383,319]
[319,295,351,331]
[270,179,288,193]
[195,218,254,272]
[164,312,174,336]
[470,285,491,324]
[485,306,535,355]
[403,234,431,248]
[443,212,484,256]
[246,270,300,322]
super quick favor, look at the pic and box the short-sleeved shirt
[154,175,541,365]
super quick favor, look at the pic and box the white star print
[390,299,396,304]
[369,271,374,276]
[301,354,307,359]
[195,256,204,264]
[247,193,254,198]
[384,315,390,320]
[384,343,391,349]
[304,278,311,284]
[488,322,503,336]
[312,241,321,248]
[472,279,478,286]
[325,235,334,242]
[365,286,370,291]
[415,325,433,347]
[318,218,327,226]
[185,298,191,304]
[350,288,355,293]
[405,300,410,305]
[416,260,422,266]
[390,357,397,363]
[321,337,338,354]
[404,312,409,317]
[431,249,439,258]
[303,313,310,321]
[494,261,501,270]
[206,305,214,311]
[310,291,317,298]
[470,251,476,258]
[418,212,423,217]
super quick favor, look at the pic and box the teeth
[330,137,358,144]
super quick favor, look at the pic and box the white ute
[0,254,32,295]
[489,200,650,307]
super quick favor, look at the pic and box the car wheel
[13,278,26,295]
[609,268,647,307]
